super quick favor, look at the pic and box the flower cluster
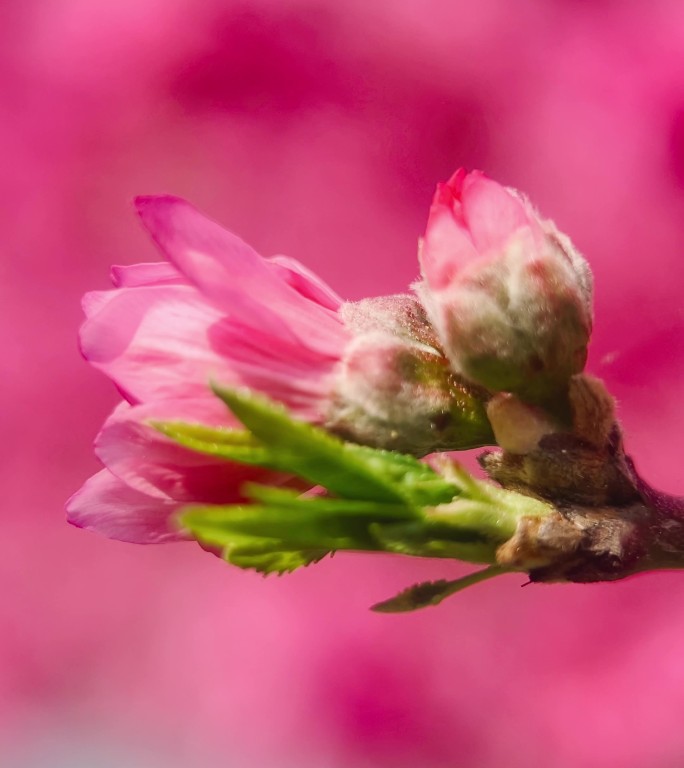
[67,171,592,549]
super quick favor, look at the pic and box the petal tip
[65,487,88,529]
[134,194,192,224]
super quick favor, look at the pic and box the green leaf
[157,388,553,598]
[340,444,458,506]
[155,389,458,509]
[228,545,328,575]
[242,484,416,519]
[211,385,447,505]
[180,503,331,575]
[154,422,258,446]
[369,521,498,563]
[152,422,274,467]
[181,478,422,575]
[370,566,507,612]
[180,490,415,574]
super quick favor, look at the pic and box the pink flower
[81,195,349,422]
[69,195,493,544]
[418,169,593,405]
[69,196,348,544]
[66,397,290,543]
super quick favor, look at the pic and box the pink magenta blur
[5,2,684,767]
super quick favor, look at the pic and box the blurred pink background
[3,1,684,766]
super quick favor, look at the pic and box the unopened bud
[340,293,441,348]
[418,169,593,405]
[327,296,494,455]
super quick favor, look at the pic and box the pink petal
[135,195,347,357]
[214,322,337,418]
[267,255,343,311]
[94,398,279,504]
[79,284,236,403]
[66,469,185,544]
[460,172,532,252]
[82,290,116,319]
[110,261,185,287]
[435,168,468,223]
[420,208,479,290]
[209,318,339,380]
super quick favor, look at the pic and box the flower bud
[417,169,593,405]
[327,295,494,455]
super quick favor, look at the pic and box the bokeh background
[3,1,684,766]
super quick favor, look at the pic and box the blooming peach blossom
[81,195,349,421]
[70,194,494,543]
